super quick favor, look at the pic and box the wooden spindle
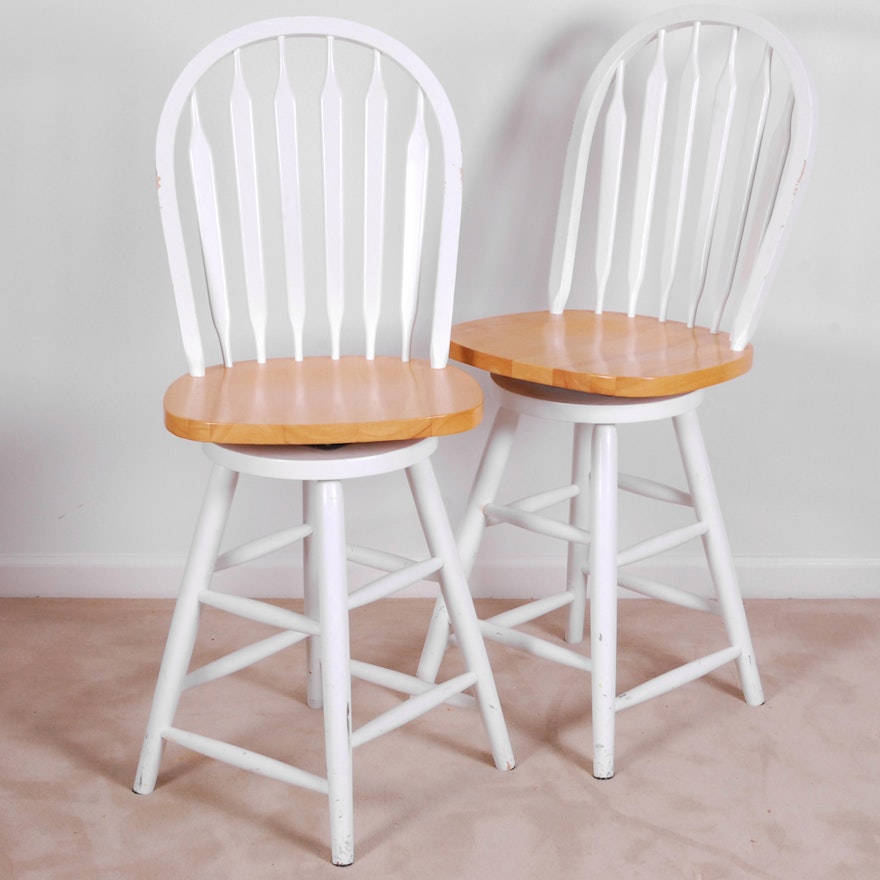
[189,92,232,366]
[275,36,307,360]
[400,89,429,361]
[627,30,668,316]
[231,49,268,363]
[711,45,773,333]
[687,26,739,328]
[321,36,345,360]
[363,50,388,360]
[658,23,702,321]
[594,64,627,314]
[729,87,795,349]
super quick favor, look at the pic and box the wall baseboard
[1,555,878,599]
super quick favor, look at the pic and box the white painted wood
[321,37,345,361]
[594,65,626,315]
[345,544,440,583]
[710,46,773,334]
[627,30,668,315]
[616,571,716,612]
[406,456,515,771]
[486,592,574,629]
[615,521,710,567]
[346,556,442,609]
[417,405,521,682]
[363,50,387,360]
[565,422,591,644]
[351,672,478,748]
[230,49,268,362]
[274,36,307,361]
[302,481,323,710]
[183,630,307,690]
[400,90,430,360]
[207,436,440,482]
[659,23,701,321]
[164,726,330,794]
[188,94,232,367]
[729,90,797,349]
[503,483,580,514]
[673,409,764,705]
[213,523,312,570]
[134,465,238,794]
[349,660,476,709]
[479,620,592,672]
[483,502,590,544]
[615,646,741,711]
[156,17,465,372]
[545,8,814,339]
[311,479,354,866]
[617,472,692,507]
[457,407,521,574]
[686,26,739,328]
[198,588,320,634]
[589,424,618,778]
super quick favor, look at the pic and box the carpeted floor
[1,597,878,879]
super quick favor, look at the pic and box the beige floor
[1,597,878,879]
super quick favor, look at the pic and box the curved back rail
[547,5,814,350]
[156,18,463,376]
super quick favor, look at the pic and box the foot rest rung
[480,621,591,672]
[199,590,319,635]
[350,660,476,709]
[347,557,443,610]
[486,592,575,629]
[483,503,590,545]
[352,672,477,749]
[615,646,741,712]
[163,726,328,795]
[184,630,308,690]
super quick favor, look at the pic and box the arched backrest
[547,6,815,350]
[156,18,463,377]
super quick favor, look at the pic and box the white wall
[0,0,877,597]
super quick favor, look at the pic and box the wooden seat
[133,18,513,867]
[449,310,752,397]
[419,7,815,780]
[163,357,483,444]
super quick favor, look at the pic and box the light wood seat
[450,310,752,398]
[133,18,513,867]
[419,6,815,781]
[164,357,483,445]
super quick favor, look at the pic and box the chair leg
[407,456,516,772]
[565,423,592,644]
[417,406,521,682]
[673,410,764,706]
[307,480,355,867]
[302,483,323,710]
[589,424,618,779]
[134,464,239,794]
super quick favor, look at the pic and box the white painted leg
[458,406,521,575]
[589,425,618,779]
[302,482,322,710]
[417,406,521,682]
[566,423,592,644]
[309,480,355,867]
[407,457,515,772]
[673,410,764,706]
[134,463,238,794]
